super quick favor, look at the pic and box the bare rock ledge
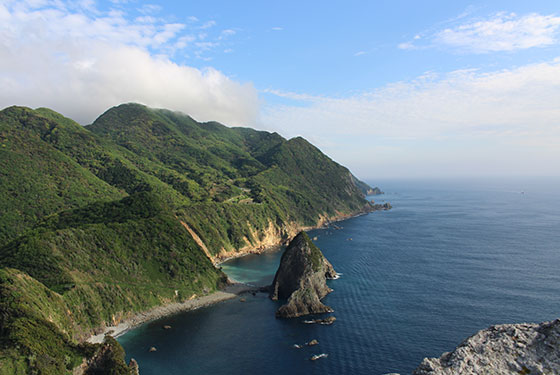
[413,319,560,375]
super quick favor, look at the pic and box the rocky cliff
[270,232,337,318]
[413,319,560,375]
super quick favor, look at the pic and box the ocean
[118,177,560,374]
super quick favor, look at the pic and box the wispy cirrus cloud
[400,12,560,53]
[138,4,162,15]
[264,59,560,138]
[0,0,257,125]
[437,12,560,52]
[200,20,217,29]
[261,58,560,177]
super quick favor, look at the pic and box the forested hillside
[0,104,377,374]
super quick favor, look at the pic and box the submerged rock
[310,353,328,361]
[413,319,560,375]
[270,232,337,318]
[304,316,336,325]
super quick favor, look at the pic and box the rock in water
[307,339,319,346]
[128,358,140,375]
[413,319,560,375]
[270,232,337,318]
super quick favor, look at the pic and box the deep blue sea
[119,177,560,375]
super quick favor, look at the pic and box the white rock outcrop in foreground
[413,319,560,375]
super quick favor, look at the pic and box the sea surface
[119,177,560,375]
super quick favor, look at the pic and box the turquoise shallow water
[220,247,283,286]
[119,177,560,374]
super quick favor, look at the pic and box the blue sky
[96,0,560,96]
[1,0,559,179]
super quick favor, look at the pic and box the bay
[119,177,560,374]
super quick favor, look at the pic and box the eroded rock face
[270,232,337,318]
[84,336,138,375]
[413,319,560,375]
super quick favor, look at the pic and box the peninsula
[0,103,382,374]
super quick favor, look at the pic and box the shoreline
[87,207,385,344]
[214,205,380,265]
[216,244,283,266]
[87,282,257,344]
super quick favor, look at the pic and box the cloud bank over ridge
[2,2,559,178]
[0,0,258,125]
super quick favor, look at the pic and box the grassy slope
[0,192,225,374]
[88,104,371,254]
[0,104,373,373]
[0,107,126,244]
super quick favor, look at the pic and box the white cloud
[222,29,236,36]
[354,51,366,56]
[0,1,258,125]
[271,27,283,31]
[261,59,560,178]
[436,12,560,52]
[138,4,161,15]
[200,20,216,29]
[195,41,219,50]
[401,12,560,53]
[262,89,318,102]
[218,28,236,41]
[173,34,196,49]
[264,60,560,138]
[398,42,416,50]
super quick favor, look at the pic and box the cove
[119,178,560,375]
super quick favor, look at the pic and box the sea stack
[270,232,337,318]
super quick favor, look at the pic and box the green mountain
[0,104,377,374]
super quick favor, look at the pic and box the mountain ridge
[0,103,382,374]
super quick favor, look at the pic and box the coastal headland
[0,103,386,374]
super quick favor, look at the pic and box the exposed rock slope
[270,232,337,318]
[414,319,560,375]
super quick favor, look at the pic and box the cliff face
[413,319,560,375]
[270,232,337,318]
